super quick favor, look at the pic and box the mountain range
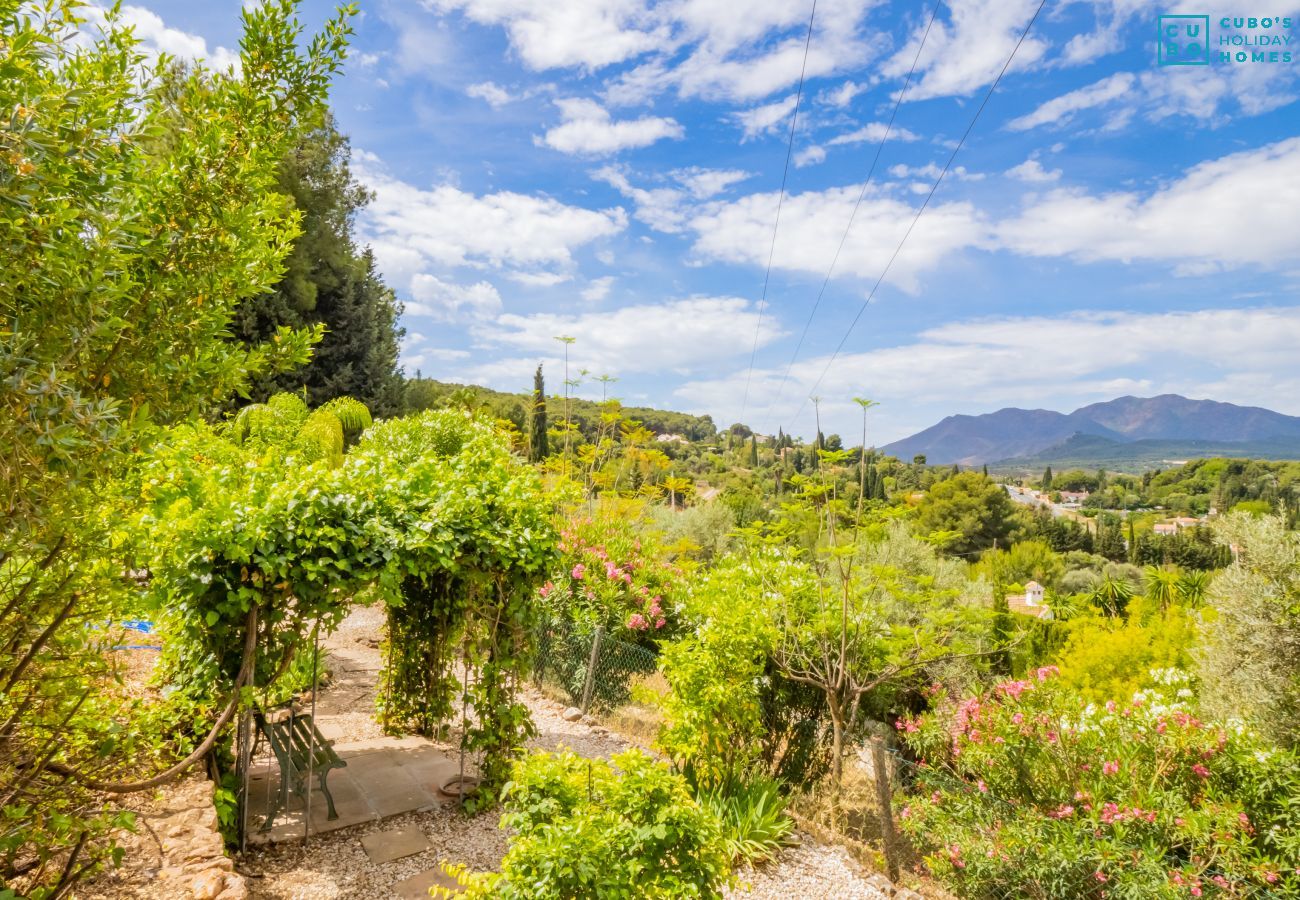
[881,395,1300,469]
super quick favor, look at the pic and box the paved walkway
[245,736,462,844]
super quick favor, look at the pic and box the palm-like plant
[852,397,879,520]
[1144,565,1183,616]
[1089,573,1134,618]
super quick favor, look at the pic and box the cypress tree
[1042,466,1054,490]
[749,435,759,467]
[528,364,548,462]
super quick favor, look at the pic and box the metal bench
[254,706,347,832]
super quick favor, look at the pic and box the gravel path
[239,606,889,899]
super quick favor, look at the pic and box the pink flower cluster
[1099,802,1156,825]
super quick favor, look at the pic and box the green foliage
[231,117,404,416]
[1051,610,1197,702]
[657,551,789,788]
[0,0,353,890]
[898,672,1300,897]
[696,775,794,867]
[542,500,682,641]
[437,749,732,899]
[1197,513,1300,748]
[915,473,1017,556]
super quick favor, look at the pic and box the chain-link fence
[532,618,659,714]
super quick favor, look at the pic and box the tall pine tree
[230,116,404,415]
[528,364,548,462]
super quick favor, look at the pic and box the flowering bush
[542,500,683,641]
[897,670,1300,898]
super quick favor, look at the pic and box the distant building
[1057,491,1089,507]
[656,433,687,444]
[1154,516,1205,535]
[1006,580,1053,620]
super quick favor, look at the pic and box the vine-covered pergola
[113,402,555,828]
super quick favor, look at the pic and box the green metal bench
[254,706,347,832]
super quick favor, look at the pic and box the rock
[191,870,226,900]
[561,707,583,722]
[866,873,895,895]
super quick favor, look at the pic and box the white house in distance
[1007,580,1053,620]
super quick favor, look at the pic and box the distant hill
[883,395,1300,466]
[988,433,1300,474]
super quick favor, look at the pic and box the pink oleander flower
[622,572,632,584]
[1265,872,1279,884]
[1048,804,1075,819]
[571,563,586,580]
[1105,700,1117,713]
[539,581,553,597]
[977,780,988,793]
[605,562,619,579]
[1036,665,1060,682]
[1103,760,1120,776]
[1012,712,1024,725]
[654,617,666,629]
[1095,872,1108,883]
[1191,885,1202,897]
[627,613,648,631]
[1191,763,1211,779]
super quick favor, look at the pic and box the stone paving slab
[391,866,462,899]
[359,826,431,864]
[246,739,463,844]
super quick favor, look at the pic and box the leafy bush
[542,499,683,641]
[696,775,794,867]
[437,749,732,899]
[1051,609,1197,703]
[897,670,1300,897]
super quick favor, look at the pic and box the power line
[738,0,818,426]
[783,0,1049,434]
[764,0,942,431]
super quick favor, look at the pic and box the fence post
[871,735,901,882]
[580,626,604,713]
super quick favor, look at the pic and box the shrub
[1051,609,1197,703]
[897,671,1300,897]
[437,749,732,899]
[543,499,683,641]
[696,775,794,867]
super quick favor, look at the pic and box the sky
[107,0,1300,444]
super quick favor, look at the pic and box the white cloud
[477,296,787,375]
[688,185,991,291]
[1007,72,1136,130]
[827,122,920,146]
[408,275,503,322]
[887,163,983,181]
[821,79,867,107]
[581,276,616,301]
[676,306,1300,441]
[86,4,240,70]
[794,145,827,168]
[882,0,1049,101]
[354,150,627,287]
[422,0,669,71]
[731,95,797,140]
[466,81,514,107]
[1005,159,1060,183]
[538,98,684,155]
[506,271,572,287]
[997,137,1300,274]
[593,165,693,233]
[670,167,751,199]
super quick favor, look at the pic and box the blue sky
[113,0,1300,443]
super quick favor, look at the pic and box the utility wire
[738,0,818,426]
[784,0,1048,433]
[765,0,942,430]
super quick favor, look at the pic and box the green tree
[230,117,404,415]
[748,434,759,467]
[1041,466,1053,490]
[528,364,548,462]
[915,472,1017,556]
[1197,513,1300,747]
[0,0,354,889]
